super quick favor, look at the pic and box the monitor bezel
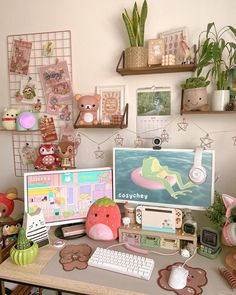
[24,167,113,227]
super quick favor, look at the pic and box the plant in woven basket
[10,227,38,265]
[122,0,148,69]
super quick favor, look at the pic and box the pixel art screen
[24,168,113,226]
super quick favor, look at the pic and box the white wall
[0,0,236,211]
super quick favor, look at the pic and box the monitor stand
[54,222,86,240]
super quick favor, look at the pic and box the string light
[177,117,188,131]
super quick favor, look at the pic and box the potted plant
[10,228,38,265]
[181,76,210,112]
[196,22,236,111]
[122,0,148,69]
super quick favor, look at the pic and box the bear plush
[75,94,101,125]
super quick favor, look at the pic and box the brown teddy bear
[75,94,101,125]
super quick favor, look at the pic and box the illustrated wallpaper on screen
[114,148,214,209]
[27,170,112,224]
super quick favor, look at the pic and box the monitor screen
[24,167,113,227]
[113,148,215,210]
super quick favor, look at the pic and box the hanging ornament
[94,145,104,159]
[177,117,188,131]
[200,133,214,149]
[161,129,169,142]
[232,136,236,146]
[134,136,143,148]
[114,133,124,147]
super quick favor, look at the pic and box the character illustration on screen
[131,157,196,199]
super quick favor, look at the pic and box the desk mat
[157,262,208,295]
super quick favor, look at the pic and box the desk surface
[0,234,235,295]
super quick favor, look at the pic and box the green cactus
[16,228,31,250]
[122,0,148,47]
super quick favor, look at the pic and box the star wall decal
[200,133,214,149]
[114,133,124,147]
[161,129,169,142]
[134,136,143,148]
[94,145,104,159]
[177,117,188,131]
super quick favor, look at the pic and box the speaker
[222,194,236,246]
[189,147,207,185]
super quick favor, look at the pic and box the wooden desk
[0,235,234,295]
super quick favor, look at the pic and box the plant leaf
[122,12,137,47]
[139,0,148,46]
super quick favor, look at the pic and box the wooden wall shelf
[116,51,196,76]
[74,103,129,129]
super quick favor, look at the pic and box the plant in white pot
[196,22,236,111]
[181,76,210,112]
[122,0,148,69]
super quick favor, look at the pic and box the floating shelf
[74,103,129,129]
[181,110,236,115]
[116,51,196,76]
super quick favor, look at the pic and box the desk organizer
[119,225,197,251]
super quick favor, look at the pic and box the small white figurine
[122,216,131,228]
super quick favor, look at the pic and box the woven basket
[124,47,148,69]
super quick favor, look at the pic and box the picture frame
[96,85,125,120]
[148,38,165,65]
[159,27,188,64]
[113,148,215,210]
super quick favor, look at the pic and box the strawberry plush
[85,197,121,241]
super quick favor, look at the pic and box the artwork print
[39,60,73,105]
[19,77,39,104]
[9,39,32,75]
[113,148,214,209]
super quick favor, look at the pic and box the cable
[182,247,198,268]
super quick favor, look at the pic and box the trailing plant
[122,0,148,47]
[16,228,31,250]
[181,76,210,89]
[206,191,236,229]
[196,22,236,90]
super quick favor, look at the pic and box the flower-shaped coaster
[59,244,92,271]
[157,262,208,295]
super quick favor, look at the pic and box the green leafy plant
[122,0,148,47]
[196,22,236,90]
[206,191,236,228]
[181,76,210,89]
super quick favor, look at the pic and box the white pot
[211,90,230,111]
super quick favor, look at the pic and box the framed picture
[148,38,165,65]
[159,27,188,64]
[113,148,215,210]
[96,85,125,120]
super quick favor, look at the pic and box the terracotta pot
[124,47,148,69]
[10,241,38,265]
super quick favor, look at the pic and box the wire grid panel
[7,30,73,177]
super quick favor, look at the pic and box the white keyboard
[88,247,155,280]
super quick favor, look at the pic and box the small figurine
[57,141,75,169]
[1,108,19,130]
[75,94,101,125]
[34,144,59,170]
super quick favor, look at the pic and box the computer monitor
[24,167,113,227]
[113,148,215,210]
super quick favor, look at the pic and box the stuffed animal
[0,188,18,223]
[75,94,101,125]
[85,197,121,241]
[1,108,19,130]
[34,144,59,170]
[57,141,75,169]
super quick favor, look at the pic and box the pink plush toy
[75,94,101,125]
[85,197,121,241]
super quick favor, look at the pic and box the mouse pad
[157,262,208,295]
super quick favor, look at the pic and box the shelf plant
[10,228,38,265]
[181,77,210,112]
[196,22,236,110]
[122,0,148,68]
